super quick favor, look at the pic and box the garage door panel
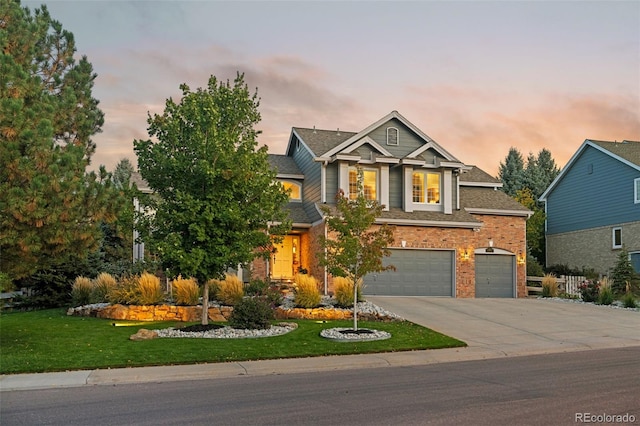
[363,249,454,296]
[475,254,514,298]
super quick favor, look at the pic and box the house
[539,139,640,275]
[254,111,531,298]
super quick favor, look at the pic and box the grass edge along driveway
[0,309,466,374]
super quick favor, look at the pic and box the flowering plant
[578,280,599,303]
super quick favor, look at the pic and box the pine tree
[0,1,113,280]
[498,147,525,197]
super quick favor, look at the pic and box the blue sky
[23,0,640,175]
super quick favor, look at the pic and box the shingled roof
[291,127,357,157]
[268,154,304,177]
[589,140,640,167]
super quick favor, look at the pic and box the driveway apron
[366,297,640,357]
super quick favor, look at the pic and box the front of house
[253,111,531,298]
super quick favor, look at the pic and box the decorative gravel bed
[540,297,639,311]
[320,327,391,342]
[155,322,298,339]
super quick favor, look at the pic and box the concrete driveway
[367,297,640,357]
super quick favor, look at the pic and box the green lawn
[0,309,466,374]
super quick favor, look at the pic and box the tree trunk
[201,283,209,325]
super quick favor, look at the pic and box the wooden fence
[526,275,586,297]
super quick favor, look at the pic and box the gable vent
[387,127,399,146]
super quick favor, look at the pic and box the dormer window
[386,127,399,146]
[281,181,302,201]
[412,171,440,204]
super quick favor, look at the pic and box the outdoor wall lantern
[517,251,525,265]
[460,248,470,262]
[486,239,494,253]
[401,240,407,248]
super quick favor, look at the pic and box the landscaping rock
[130,329,158,341]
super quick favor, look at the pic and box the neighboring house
[539,139,640,275]
[255,111,531,298]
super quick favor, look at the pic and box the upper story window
[412,171,440,204]
[635,178,640,203]
[612,227,622,249]
[281,181,302,201]
[386,127,399,146]
[349,167,378,201]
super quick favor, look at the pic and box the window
[386,127,399,146]
[635,178,640,204]
[281,181,301,201]
[612,227,622,249]
[412,171,440,204]
[348,168,378,201]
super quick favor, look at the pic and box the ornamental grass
[541,273,558,298]
[333,276,362,307]
[71,276,93,306]
[92,272,117,303]
[294,274,321,308]
[216,274,244,306]
[172,276,200,306]
[137,272,164,305]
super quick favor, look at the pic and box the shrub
[71,276,94,306]
[578,280,599,303]
[0,272,15,293]
[294,274,321,308]
[597,277,614,305]
[136,272,164,305]
[611,248,637,295]
[622,292,637,309]
[216,274,244,306]
[92,272,117,303]
[107,275,138,304]
[526,255,545,277]
[541,273,558,298]
[333,277,362,307]
[228,297,274,329]
[172,276,200,305]
[245,279,282,307]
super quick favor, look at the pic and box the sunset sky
[23,0,640,176]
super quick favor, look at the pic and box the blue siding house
[540,140,640,274]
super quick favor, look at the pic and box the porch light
[486,239,494,253]
[401,240,407,248]
[517,251,525,265]
[460,248,470,262]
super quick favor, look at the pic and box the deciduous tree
[320,168,395,331]
[134,73,290,323]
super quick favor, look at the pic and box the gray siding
[292,139,322,203]
[388,167,403,208]
[546,146,640,234]
[325,163,339,202]
[367,118,425,158]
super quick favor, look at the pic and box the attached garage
[363,249,455,296]
[474,254,515,298]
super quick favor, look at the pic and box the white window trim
[635,178,640,204]
[348,166,380,202]
[386,127,399,146]
[412,170,442,205]
[612,227,622,249]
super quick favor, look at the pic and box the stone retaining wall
[68,304,397,322]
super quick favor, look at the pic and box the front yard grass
[0,309,466,374]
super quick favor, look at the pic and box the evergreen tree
[498,147,525,196]
[525,148,560,203]
[610,248,637,295]
[0,1,114,281]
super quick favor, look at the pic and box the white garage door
[363,249,454,296]
[475,254,515,298]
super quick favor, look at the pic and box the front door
[271,236,300,280]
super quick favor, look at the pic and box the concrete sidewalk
[2,298,639,392]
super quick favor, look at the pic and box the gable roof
[287,111,461,164]
[540,139,640,201]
